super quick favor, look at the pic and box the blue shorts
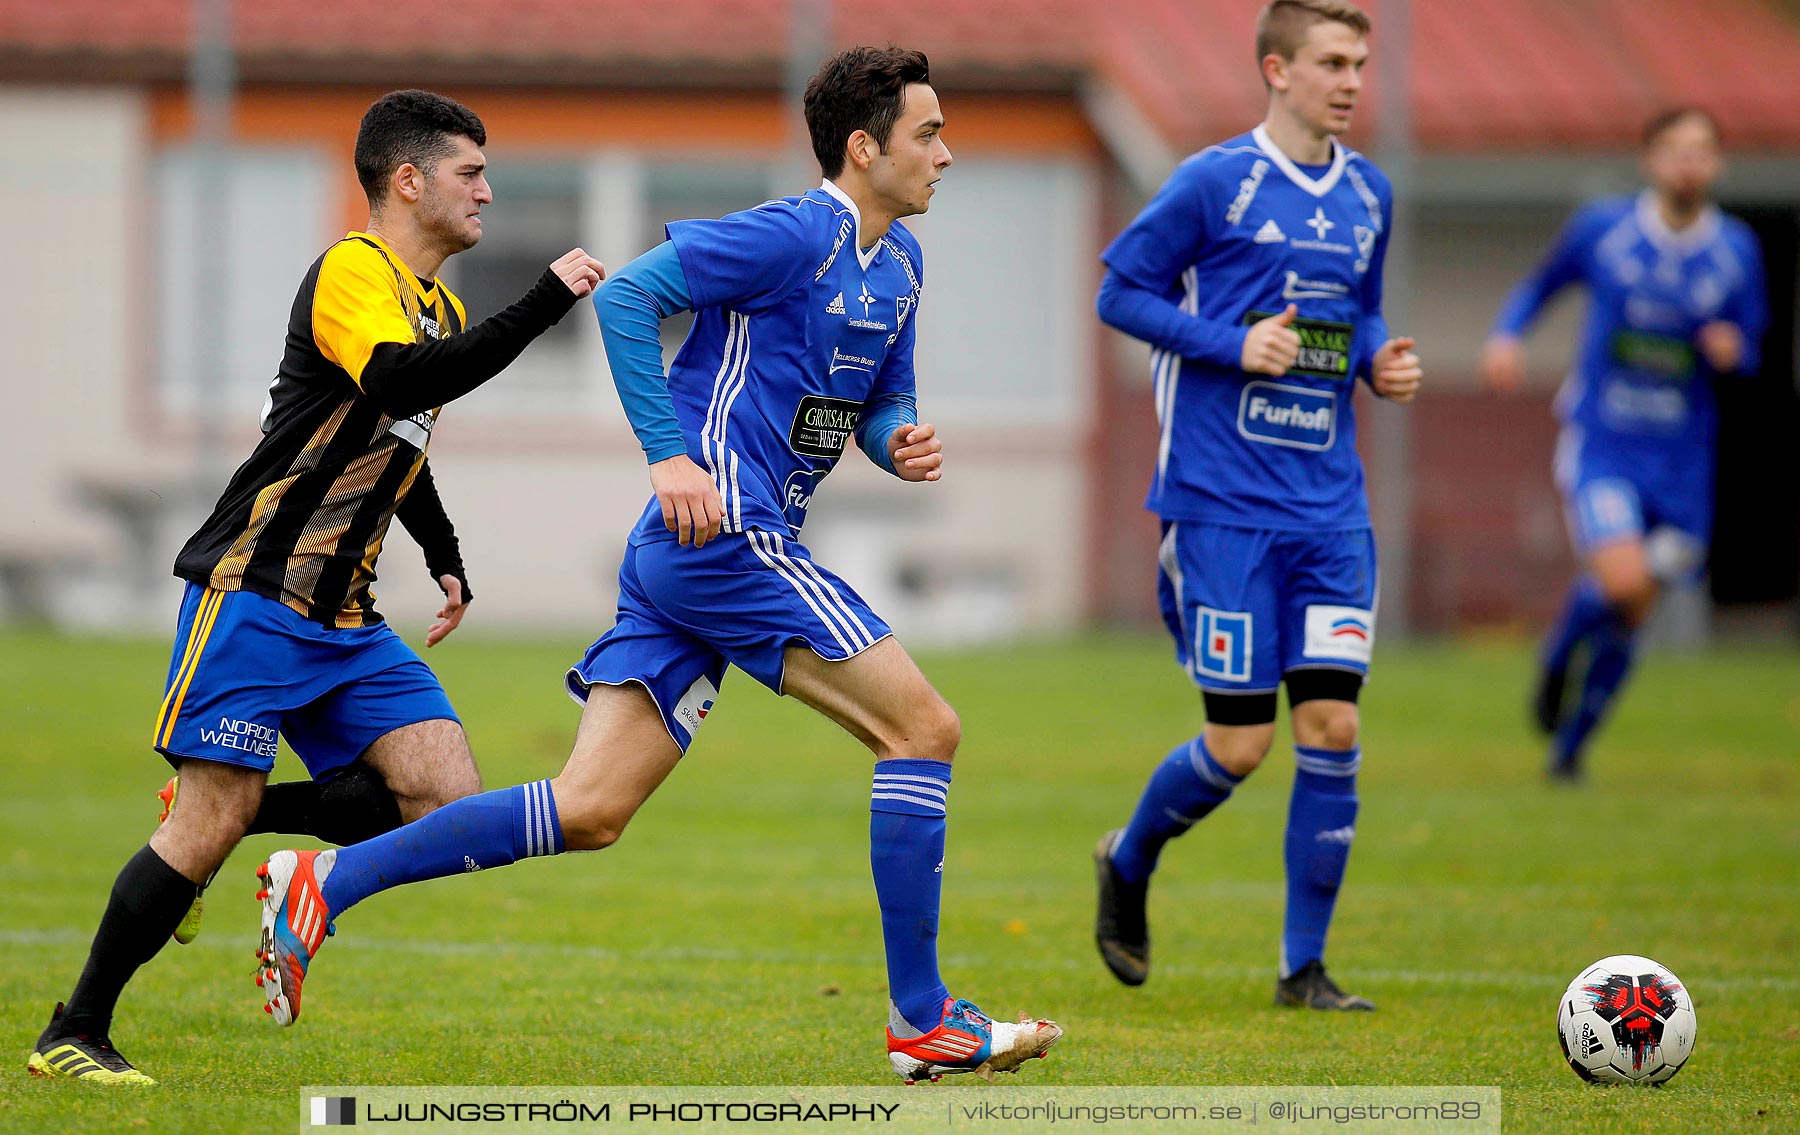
[566,530,892,751]
[154,583,458,777]
[1555,428,1710,581]
[1157,521,1377,694]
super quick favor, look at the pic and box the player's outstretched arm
[1371,337,1422,404]
[357,249,604,418]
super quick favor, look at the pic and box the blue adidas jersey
[1100,126,1394,531]
[629,181,923,543]
[1494,192,1767,457]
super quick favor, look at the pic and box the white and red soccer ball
[1557,954,1697,1085]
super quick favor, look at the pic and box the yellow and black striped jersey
[175,232,467,627]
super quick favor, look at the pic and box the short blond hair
[1255,0,1371,66]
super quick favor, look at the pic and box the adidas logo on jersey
[1253,219,1287,244]
[825,292,846,315]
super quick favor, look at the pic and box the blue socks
[1544,576,1613,676]
[1111,736,1243,885]
[1553,623,1638,771]
[1282,746,1359,977]
[319,780,564,915]
[869,759,952,1035]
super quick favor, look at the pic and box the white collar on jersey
[820,179,882,271]
[1634,189,1721,254]
[1252,124,1347,197]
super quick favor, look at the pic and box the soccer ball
[1556,954,1696,1085]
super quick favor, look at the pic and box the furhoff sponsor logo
[310,1096,355,1125]
[1237,381,1338,451]
[200,717,278,759]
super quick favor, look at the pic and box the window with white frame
[153,145,332,427]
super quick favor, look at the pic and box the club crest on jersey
[673,673,720,741]
[1303,605,1374,664]
[1353,225,1377,274]
[1237,380,1337,450]
[1196,608,1252,683]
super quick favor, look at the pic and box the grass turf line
[1,631,1795,1134]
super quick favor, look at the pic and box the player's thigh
[634,530,894,700]
[1585,538,1656,612]
[550,682,686,850]
[782,637,960,765]
[284,627,471,802]
[149,755,267,881]
[1165,523,1283,694]
[358,718,480,821]
[1566,474,1657,609]
[153,584,317,777]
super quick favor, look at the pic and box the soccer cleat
[1275,960,1375,1011]
[26,1002,156,1085]
[255,849,337,1025]
[886,997,1062,1084]
[1544,749,1586,785]
[155,777,207,945]
[1093,829,1150,986]
[1531,664,1571,735]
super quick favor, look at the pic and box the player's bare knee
[557,808,627,852]
[1316,710,1360,751]
[416,754,482,813]
[892,700,960,764]
[1598,573,1655,618]
[1209,741,1270,778]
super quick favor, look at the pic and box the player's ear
[1261,53,1289,92]
[392,162,424,206]
[845,129,877,173]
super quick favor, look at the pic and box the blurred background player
[1091,0,1422,1010]
[1480,107,1768,782]
[27,90,602,1085]
[249,47,1061,1085]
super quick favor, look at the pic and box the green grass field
[2,630,1796,1133]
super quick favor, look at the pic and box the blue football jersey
[1100,126,1394,531]
[629,181,923,543]
[1494,192,1767,456]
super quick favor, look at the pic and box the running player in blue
[1091,0,1422,1011]
[1480,107,1767,782]
[251,47,1061,1084]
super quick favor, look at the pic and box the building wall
[5,84,1104,640]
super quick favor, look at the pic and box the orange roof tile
[3,0,1798,151]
